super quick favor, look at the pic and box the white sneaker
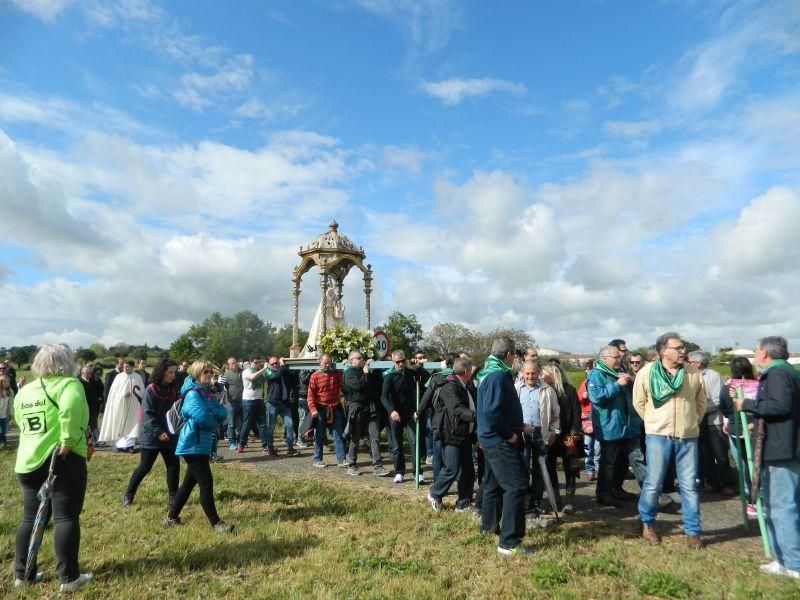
[313,461,326,468]
[393,473,404,484]
[417,474,426,484]
[59,573,93,592]
[13,571,44,588]
[784,567,800,580]
[497,545,534,557]
[760,561,784,576]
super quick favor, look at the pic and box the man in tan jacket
[633,332,707,549]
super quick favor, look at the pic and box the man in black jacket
[426,357,476,511]
[735,336,800,580]
[381,350,419,484]
[264,356,296,456]
[343,351,389,477]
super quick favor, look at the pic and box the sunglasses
[630,360,643,365]
[394,360,404,364]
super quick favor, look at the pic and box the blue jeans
[226,401,242,443]
[481,442,528,549]
[432,439,443,480]
[313,405,346,463]
[429,440,474,508]
[266,402,294,451]
[638,435,701,536]
[584,434,600,474]
[763,459,800,571]
[240,399,267,447]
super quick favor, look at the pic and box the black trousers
[15,452,87,583]
[699,420,735,488]
[126,446,180,498]
[169,455,220,526]
[388,416,417,475]
[596,439,630,497]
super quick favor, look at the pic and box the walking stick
[732,388,749,530]
[737,387,771,558]
[415,385,420,489]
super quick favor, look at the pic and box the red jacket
[578,379,593,434]
[307,370,343,413]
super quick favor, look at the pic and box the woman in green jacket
[13,344,93,593]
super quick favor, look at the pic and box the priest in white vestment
[99,360,144,451]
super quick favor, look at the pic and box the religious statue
[302,285,346,357]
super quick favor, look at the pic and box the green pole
[415,385,420,489]
[732,389,749,530]
[738,390,771,558]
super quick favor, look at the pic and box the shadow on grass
[95,532,320,575]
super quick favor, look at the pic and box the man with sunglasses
[633,332,707,549]
[409,351,432,466]
[264,356,296,457]
[381,350,420,483]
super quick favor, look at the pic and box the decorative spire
[329,219,339,232]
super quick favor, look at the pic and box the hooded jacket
[175,377,227,457]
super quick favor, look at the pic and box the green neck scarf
[476,355,512,388]
[649,360,685,408]
[382,367,404,378]
[762,359,800,378]
[426,368,453,388]
[594,360,619,381]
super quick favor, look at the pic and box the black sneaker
[162,517,182,527]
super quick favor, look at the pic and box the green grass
[2,451,800,599]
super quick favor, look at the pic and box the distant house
[727,348,754,357]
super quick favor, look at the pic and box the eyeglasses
[666,345,686,352]
[630,360,643,365]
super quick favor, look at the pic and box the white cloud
[355,0,461,55]
[6,0,71,22]
[420,78,526,105]
[712,187,800,277]
[670,2,800,113]
[603,120,662,139]
[382,145,427,175]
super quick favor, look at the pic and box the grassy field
[1,450,799,599]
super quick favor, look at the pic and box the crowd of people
[5,332,800,591]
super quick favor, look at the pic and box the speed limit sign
[373,330,391,359]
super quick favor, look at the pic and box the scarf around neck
[594,360,620,381]
[761,359,800,379]
[476,355,512,388]
[426,368,453,388]
[382,367,404,378]
[649,360,685,408]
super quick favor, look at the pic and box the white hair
[32,344,77,378]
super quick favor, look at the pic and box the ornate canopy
[290,220,373,357]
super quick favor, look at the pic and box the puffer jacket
[176,377,227,457]
[632,362,707,439]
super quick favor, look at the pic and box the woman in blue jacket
[164,360,233,532]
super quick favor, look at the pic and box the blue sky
[1,0,800,353]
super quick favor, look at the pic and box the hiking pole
[732,388,749,530]
[415,385,420,489]
[738,387,771,558]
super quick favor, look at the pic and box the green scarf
[593,359,619,381]
[761,359,800,378]
[426,368,453,388]
[476,355,512,388]
[649,360,685,408]
[382,367,404,378]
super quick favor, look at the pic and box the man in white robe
[99,360,145,451]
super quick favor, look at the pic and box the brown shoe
[641,523,660,546]
[686,535,704,549]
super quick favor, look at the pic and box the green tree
[423,322,481,359]
[169,311,276,365]
[273,324,309,357]
[89,343,107,357]
[8,345,37,369]
[379,311,423,358]
[75,348,98,365]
